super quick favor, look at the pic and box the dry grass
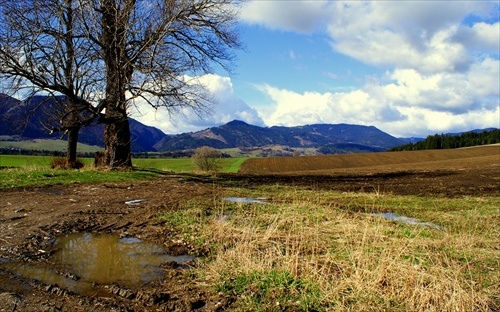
[162,187,499,311]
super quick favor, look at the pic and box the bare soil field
[0,146,499,311]
[240,145,500,174]
[236,145,500,197]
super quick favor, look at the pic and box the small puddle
[0,233,196,296]
[216,214,236,223]
[125,199,147,205]
[369,213,442,230]
[224,197,268,204]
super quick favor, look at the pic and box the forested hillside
[389,129,499,151]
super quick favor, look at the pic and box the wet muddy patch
[1,233,196,297]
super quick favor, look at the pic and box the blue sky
[133,0,500,138]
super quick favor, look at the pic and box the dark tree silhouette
[0,0,105,168]
[1,0,241,168]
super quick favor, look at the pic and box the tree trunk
[100,0,133,169]
[66,126,80,168]
[103,105,132,168]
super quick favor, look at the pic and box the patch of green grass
[216,270,322,311]
[0,167,159,189]
[219,158,247,173]
[1,155,247,173]
[133,158,195,172]
[0,155,93,168]
[0,139,102,153]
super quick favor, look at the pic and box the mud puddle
[1,233,196,296]
[224,197,268,204]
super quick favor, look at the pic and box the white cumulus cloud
[239,1,332,33]
[130,74,264,134]
[236,0,500,137]
[252,56,499,137]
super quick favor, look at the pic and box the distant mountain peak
[225,120,250,126]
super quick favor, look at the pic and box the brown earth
[0,146,499,311]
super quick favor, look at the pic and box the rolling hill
[2,94,494,155]
[1,94,407,153]
[0,94,166,152]
[154,120,405,152]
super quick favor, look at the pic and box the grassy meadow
[0,154,245,188]
[162,185,499,311]
[0,139,102,153]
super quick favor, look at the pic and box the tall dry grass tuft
[195,193,497,311]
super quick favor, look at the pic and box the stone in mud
[114,287,135,300]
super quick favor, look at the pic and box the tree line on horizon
[389,129,500,151]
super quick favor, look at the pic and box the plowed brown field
[240,144,500,174]
[233,145,500,197]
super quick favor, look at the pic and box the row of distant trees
[0,147,95,158]
[0,0,241,168]
[389,129,500,151]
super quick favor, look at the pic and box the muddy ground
[0,163,499,311]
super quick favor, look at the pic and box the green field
[0,139,103,153]
[133,157,246,173]
[0,155,246,188]
[0,155,245,172]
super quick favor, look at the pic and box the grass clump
[50,157,85,169]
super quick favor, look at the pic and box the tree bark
[66,126,80,168]
[99,0,134,168]
[103,106,132,168]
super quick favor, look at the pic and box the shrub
[51,157,84,169]
[192,146,222,172]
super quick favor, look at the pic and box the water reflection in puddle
[0,233,196,296]
[224,197,268,204]
[52,233,195,286]
[369,213,442,230]
[2,261,81,292]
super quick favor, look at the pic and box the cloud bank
[130,74,264,134]
[135,1,499,138]
[238,0,499,137]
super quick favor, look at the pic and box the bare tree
[192,146,222,172]
[0,0,105,168]
[82,0,241,167]
[1,0,241,168]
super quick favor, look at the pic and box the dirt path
[0,163,499,311]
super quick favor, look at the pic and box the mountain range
[0,94,164,152]
[153,120,405,152]
[0,93,421,154]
